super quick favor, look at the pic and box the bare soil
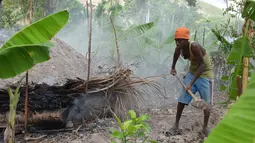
[6,92,227,143]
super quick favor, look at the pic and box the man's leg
[195,77,212,136]
[166,72,197,136]
[172,102,186,130]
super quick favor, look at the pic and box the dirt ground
[7,92,227,143]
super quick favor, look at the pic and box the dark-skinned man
[166,27,214,137]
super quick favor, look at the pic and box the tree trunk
[85,0,93,91]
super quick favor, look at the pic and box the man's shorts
[178,72,213,105]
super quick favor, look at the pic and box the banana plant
[118,21,155,41]
[0,10,69,79]
[215,0,255,100]
[1,10,69,143]
[205,1,255,142]
[205,70,255,143]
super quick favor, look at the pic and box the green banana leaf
[211,28,232,55]
[205,71,255,143]
[224,36,254,99]
[119,22,154,41]
[243,0,255,21]
[1,10,69,49]
[227,36,254,64]
[157,34,175,49]
[0,10,69,79]
[0,44,52,79]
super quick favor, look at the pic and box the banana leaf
[0,10,69,79]
[224,36,254,99]
[119,22,154,41]
[1,10,69,49]
[243,0,255,21]
[159,34,175,48]
[0,44,52,79]
[227,36,254,64]
[205,71,255,143]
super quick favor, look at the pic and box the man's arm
[171,47,181,69]
[189,43,205,86]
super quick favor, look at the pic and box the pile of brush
[0,67,165,130]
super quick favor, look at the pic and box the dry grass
[62,66,167,120]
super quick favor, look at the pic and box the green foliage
[95,0,123,18]
[211,29,232,54]
[110,110,157,143]
[119,22,155,41]
[227,36,254,64]
[0,10,69,79]
[5,76,23,143]
[213,1,255,100]
[1,10,69,142]
[220,36,254,99]
[2,10,69,49]
[186,0,197,7]
[242,0,255,21]
[0,44,51,79]
[1,0,25,28]
[1,0,84,28]
[7,76,23,127]
[205,71,255,143]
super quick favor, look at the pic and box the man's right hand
[170,68,177,75]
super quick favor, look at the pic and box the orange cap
[174,27,190,40]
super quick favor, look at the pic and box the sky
[200,0,227,9]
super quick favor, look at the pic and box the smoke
[0,0,242,109]
[54,1,206,108]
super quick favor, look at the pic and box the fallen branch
[24,135,47,142]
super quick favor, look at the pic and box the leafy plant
[221,36,254,99]
[205,1,255,142]
[110,110,157,143]
[211,28,232,54]
[0,10,69,79]
[119,22,155,41]
[1,10,69,142]
[4,76,24,143]
[205,71,255,143]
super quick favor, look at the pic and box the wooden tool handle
[174,75,198,101]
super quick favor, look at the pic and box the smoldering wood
[0,68,161,130]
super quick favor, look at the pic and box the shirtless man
[166,27,214,136]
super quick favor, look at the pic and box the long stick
[110,16,120,67]
[174,75,197,101]
[85,0,93,92]
[24,0,33,131]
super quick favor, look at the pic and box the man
[166,27,214,136]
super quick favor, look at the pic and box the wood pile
[0,67,165,130]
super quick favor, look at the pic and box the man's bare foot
[165,125,182,137]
